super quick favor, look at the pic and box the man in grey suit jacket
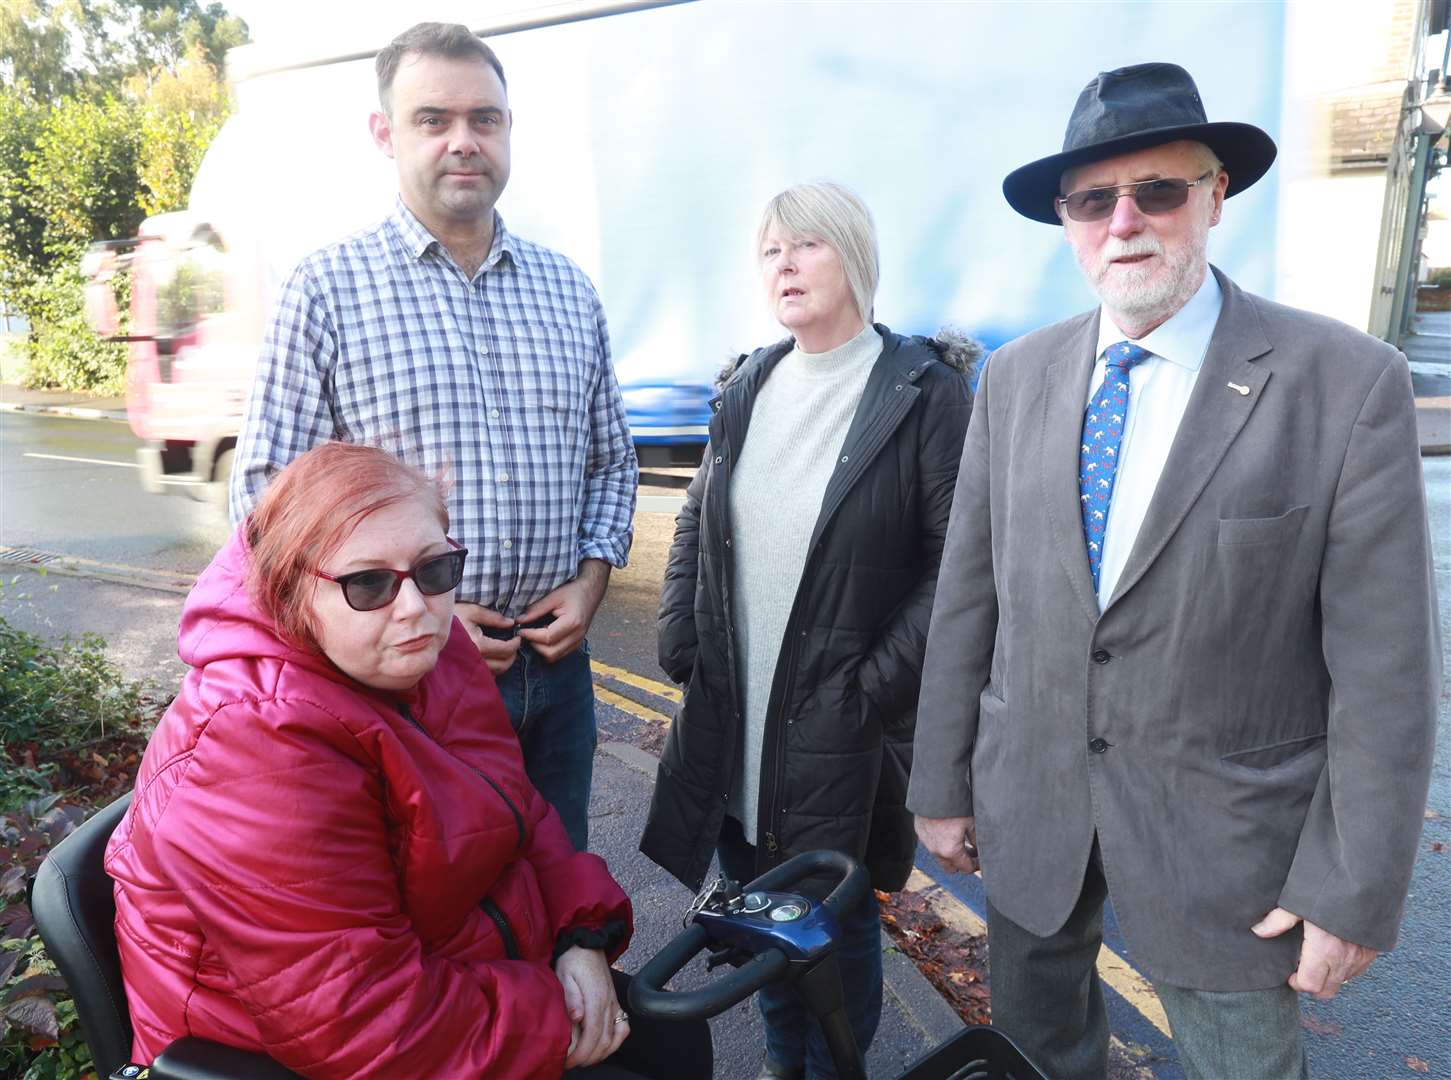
[908,62,1440,1080]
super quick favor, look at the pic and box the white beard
[1087,225,1208,328]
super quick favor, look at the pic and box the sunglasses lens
[1065,189,1116,222]
[342,571,400,612]
[1134,178,1190,214]
[415,550,465,596]
[1064,178,1192,222]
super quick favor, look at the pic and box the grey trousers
[985,844,1307,1080]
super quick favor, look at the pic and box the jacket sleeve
[1275,355,1440,951]
[515,780,634,962]
[906,354,1000,821]
[149,699,573,1079]
[856,365,973,720]
[228,261,338,527]
[656,450,711,684]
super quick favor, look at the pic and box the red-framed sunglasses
[314,538,468,612]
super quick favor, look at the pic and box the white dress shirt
[1087,269,1223,609]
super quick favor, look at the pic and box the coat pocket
[1220,730,1326,771]
[1217,505,1309,546]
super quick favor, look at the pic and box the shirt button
[1092,649,1111,664]
[502,540,513,551]
[1089,737,1109,754]
[714,455,723,464]
[479,345,489,356]
[497,472,509,483]
[490,408,500,419]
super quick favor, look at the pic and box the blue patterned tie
[1080,341,1151,592]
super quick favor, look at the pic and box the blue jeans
[487,634,597,851]
[716,816,883,1079]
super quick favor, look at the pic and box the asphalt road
[3,408,1449,1078]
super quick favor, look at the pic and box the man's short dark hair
[376,22,507,116]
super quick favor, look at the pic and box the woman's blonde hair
[758,181,880,323]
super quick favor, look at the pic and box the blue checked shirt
[230,201,638,616]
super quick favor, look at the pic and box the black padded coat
[639,325,974,893]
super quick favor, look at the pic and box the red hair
[246,442,451,650]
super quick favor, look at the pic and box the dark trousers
[716,816,883,1079]
[567,971,713,1080]
[985,841,1308,1080]
[485,633,598,851]
[984,843,1111,1080]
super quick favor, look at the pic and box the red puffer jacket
[105,529,632,1078]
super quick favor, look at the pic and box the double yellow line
[588,659,1170,1041]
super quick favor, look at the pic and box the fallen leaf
[1301,1015,1343,1036]
[3,974,68,1002]
[0,866,25,898]
[1406,1057,1430,1073]
[1430,842,1444,854]
[1426,808,1442,820]
[0,951,18,989]
[2,994,59,1039]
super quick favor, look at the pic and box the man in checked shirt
[229,22,638,851]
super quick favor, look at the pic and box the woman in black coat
[640,181,974,1080]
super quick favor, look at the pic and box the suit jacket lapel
[1039,311,1102,623]
[1106,270,1273,609]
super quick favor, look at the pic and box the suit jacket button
[1088,737,1110,754]
[1092,649,1111,664]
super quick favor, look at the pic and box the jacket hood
[178,525,332,679]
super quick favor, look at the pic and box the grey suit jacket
[907,268,1441,991]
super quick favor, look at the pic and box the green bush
[14,262,128,394]
[0,607,155,1080]
[0,616,145,755]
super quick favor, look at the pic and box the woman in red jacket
[105,442,708,1079]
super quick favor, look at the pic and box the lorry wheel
[209,449,235,511]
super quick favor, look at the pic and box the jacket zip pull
[764,832,779,854]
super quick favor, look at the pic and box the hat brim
[1002,121,1278,225]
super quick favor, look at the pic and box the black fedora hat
[1002,62,1277,225]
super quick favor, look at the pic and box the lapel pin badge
[1226,381,1251,396]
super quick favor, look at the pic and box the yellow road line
[594,684,673,726]
[591,660,682,703]
[906,866,1171,1039]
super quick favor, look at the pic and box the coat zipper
[396,702,528,958]
[480,898,521,960]
[396,702,526,855]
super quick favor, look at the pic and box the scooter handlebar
[627,850,870,1022]
[739,849,870,917]
[627,924,790,1021]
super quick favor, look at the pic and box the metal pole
[1389,127,1435,347]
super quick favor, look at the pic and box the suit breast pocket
[1217,505,1310,547]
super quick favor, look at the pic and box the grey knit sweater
[726,324,881,842]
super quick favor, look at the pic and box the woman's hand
[555,945,629,1068]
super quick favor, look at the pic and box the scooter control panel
[687,876,841,962]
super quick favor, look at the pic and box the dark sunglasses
[314,540,468,612]
[1056,170,1215,223]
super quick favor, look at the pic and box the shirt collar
[1094,265,1223,372]
[387,198,522,273]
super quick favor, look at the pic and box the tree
[0,0,247,101]
[0,0,246,390]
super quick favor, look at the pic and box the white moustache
[1098,236,1163,273]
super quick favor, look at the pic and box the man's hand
[454,603,521,675]
[517,560,611,663]
[1251,907,1378,1000]
[555,945,628,1069]
[915,815,979,876]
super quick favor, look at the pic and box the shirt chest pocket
[505,321,597,428]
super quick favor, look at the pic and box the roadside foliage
[0,0,245,393]
[1,584,163,1079]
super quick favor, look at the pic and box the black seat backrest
[32,791,136,1079]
